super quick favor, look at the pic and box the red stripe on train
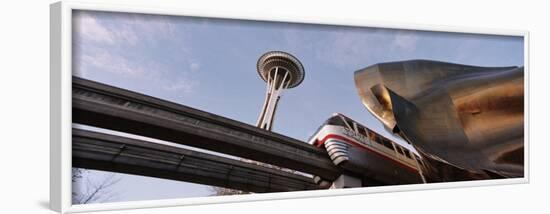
[317,134,419,173]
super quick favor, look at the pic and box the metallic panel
[354,60,524,181]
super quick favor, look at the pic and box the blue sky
[71,10,523,203]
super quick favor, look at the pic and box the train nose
[324,140,350,166]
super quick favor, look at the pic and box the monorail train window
[344,118,355,130]
[357,125,368,137]
[381,138,394,150]
[414,154,426,167]
[368,130,377,142]
[370,132,385,147]
[325,116,347,127]
[404,149,412,159]
[396,145,405,156]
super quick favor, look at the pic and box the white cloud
[73,11,200,94]
[113,25,140,46]
[162,79,198,93]
[312,30,389,68]
[391,31,418,52]
[190,62,200,72]
[133,15,177,39]
[79,50,146,77]
[73,13,116,44]
[283,27,421,69]
[73,11,176,46]
[77,49,201,94]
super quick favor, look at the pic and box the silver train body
[308,113,426,185]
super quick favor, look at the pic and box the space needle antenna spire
[256,51,305,131]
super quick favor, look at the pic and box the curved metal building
[354,60,524,181]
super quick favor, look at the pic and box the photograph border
[50,1,530,213]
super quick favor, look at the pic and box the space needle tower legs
[256,51,305,131]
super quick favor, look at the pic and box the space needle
[256,51,305,131]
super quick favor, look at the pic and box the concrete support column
[329,174,362,189]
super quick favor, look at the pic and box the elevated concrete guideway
[72,77,341,182]
[73,128,322,193]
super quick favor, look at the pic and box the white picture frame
[50,1,530,213]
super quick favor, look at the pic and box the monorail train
[308,113,427,186]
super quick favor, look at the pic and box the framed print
[50,1,529,213]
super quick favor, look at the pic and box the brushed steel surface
[354,60,524,181]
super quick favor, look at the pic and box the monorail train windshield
[308,116,346,142]
[325,115,348,126]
